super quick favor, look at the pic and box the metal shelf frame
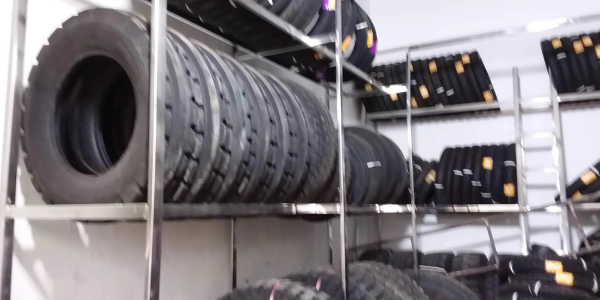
[2,0,600,299]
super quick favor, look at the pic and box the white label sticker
[436,87,445,94]
[446,89,455,96]
[504,161,516,167]
[472,181,482,186]
[434,183,443,189]
[414,165,422,171]
[453,170,463,176]
[367,161,381,168]
[411,80,417,85]
[356,22,368,30]
[463,169,473,175]
[481,192,492,198]
[591,166,600,175]
[557,53,567,59]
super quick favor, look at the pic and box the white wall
[366,0,600,255]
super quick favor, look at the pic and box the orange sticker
[545,260,563,274]
[504,184,515,197]
[581,170,597,185]
[425,170,437,184]
[364,84,372,91]
[419,85,430,99]
[410,63,414,72]
[390,94,398,101]
[573,191,583,200]
[326,0,335,10]
[341,35,353,52]
[596,45,600,58]
[455,61,465,74]
[573,41,584,54]
[583,36,593,47]
[462,53,471,64]
[366,30,374,48]
[411,97,418,108]
[483,90,494,102]
[555,272,574,286]
[429,61,438,73]
[552,39,562,49]
[482,157,493,170]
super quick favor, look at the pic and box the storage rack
[2,0,600,299]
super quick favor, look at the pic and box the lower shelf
[5,202,599,221]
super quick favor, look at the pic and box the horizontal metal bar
[235,33,335,61]
[523,145,554,152]
[523,131,554,139]
[449,264,499,277]
[526,183,557,189]
[6,204,148,221]
[525,167,558,173]
[378,12,600,54]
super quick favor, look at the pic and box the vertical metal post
[327,219,333,265]
[145,0,167,299]
[334,0,347,296]
[231,218,237,289]
[405,50,418,274]
[549,70,572,254]
[513,68,530,255]
[0,0,28,298]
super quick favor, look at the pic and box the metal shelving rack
[2,0,600,299]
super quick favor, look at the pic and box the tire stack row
[358,249,496,300]
[345,127,409,205]
[219,261,480,300]
[559,159,600,202]
[434,144,518,205]
[411,156,439,206]
[541,33,600,94]
[361,52,498,113]
[22,9,339,205]
[170,0,378,80]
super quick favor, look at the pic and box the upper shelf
[366,91,600,122]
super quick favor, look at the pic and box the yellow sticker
[341,35,353,52]
[419,85,430,99]
[483,90,494,102]
[555,272,574,286]
[545,260,563,274]
[581,170,597,185]
[366,30,374,48]
[411,97,418,108]
[552,39,563,49]
[326,0,335,11]
[410,63,414,72]
[429,61,438,73]
[462,53,471,64]
[574,41,584,54]
[482,157,493,170]
[583,36,593,47]
[455,61,465,74]
[596,45,600,58]
[390,94,398,101]
[425,170,437,184]
[365,84,372,91]
[573,191,583,200]
[504,184,515,197]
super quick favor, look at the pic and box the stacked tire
[22,9,338,205]
[361,52,497,113]
[172,0,378,80]
[541,33,600,94]
[345,127,409,205]
[411,156,439,205]
[434,143,517,205]
[559,159,600,202]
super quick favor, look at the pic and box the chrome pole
[549,69,572,254]
[405,50,418,274]
[231,218,237,289]
[0,0,27,298]
[327,219,333,265]
[513,67,530,255]
[334,0,347,296]
[145,0,167,299]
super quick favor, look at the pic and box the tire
[506,256,594,277]
[478,146,495,204]
[503,144,517,204]
[529,244,560,259]
[435,148,454,205]
[218,279,333,300]
[451,147,469,205]
[491,145,507,204]
[388,251,423,270]
[427,58,450,106]
[499,282,597,300]
[462,146,480,204]
[509,273,598,295]
[445,147,462,205]
[541,40,567,93]
[416,161,439,205]
[436,57,459,105]
[451,253,488,299]
[378,134,409,204]
[571,36,595,92]
[23,9,189,204]
[418,59,443,106]
[404,269,480,300]
[561,37,586,93]
[346,132,381,205]
[470,51,497,102]
[359,249,395,264]
[420,252,455,272]
[350,262,430,300]
[461,53,486,103]
[284,81,336,203]
[453,54,478,103]
[284,269,345,300]
[414,59,435,107]
[581,34,600,90]
[552,38,577,93]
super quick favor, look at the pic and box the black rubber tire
[491,145,507,204]
[427,58,450,106]
[378,134,409,204]
[444,56,467,104]
[220,55,269,203]
[264,75,310,203]
[470,51,497,102]
[541,40,567,93]
[280,0,323,34]
[509,273,598,295]
[490,254,524,284]
[461,53,486,103]
[348,142,368,205]
[420,252,455,273]
[413,59,435,107]
[193,43,246,203]
[445,147,462,205]
[346,132,381,205]
[561,160,600,202]
[418,59,443,107]
[479,145,495,205]
[244,68,290,202]
[435,148,454,205]
[462,146,480,204]
[451,253,488,299]
[506,256,594,277]
[358,7,377,71]
[416,161,439,205]
[167,32,220,203]
[471,146,486,204]
[499,282,597,300]
[436,57,459,105]
[451,147,469,205]
[453,54,478,103]
[404,269,480,300]
[561,37,586,93]
[23,9,191,204]
[529,244,560,259]
[349,262,430,300]
[571,36,596,92]
[503,144,517,204]
[285,269,345,300]
[388,251,424,270]
[359,249,395,264]
[552,37,577,93]
[581,34,600,90]
[218,279,333,300]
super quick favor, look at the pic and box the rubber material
[421,252,455,272]
[451,253,488,299]
[218,279,332,300]
[404,269,480,300]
